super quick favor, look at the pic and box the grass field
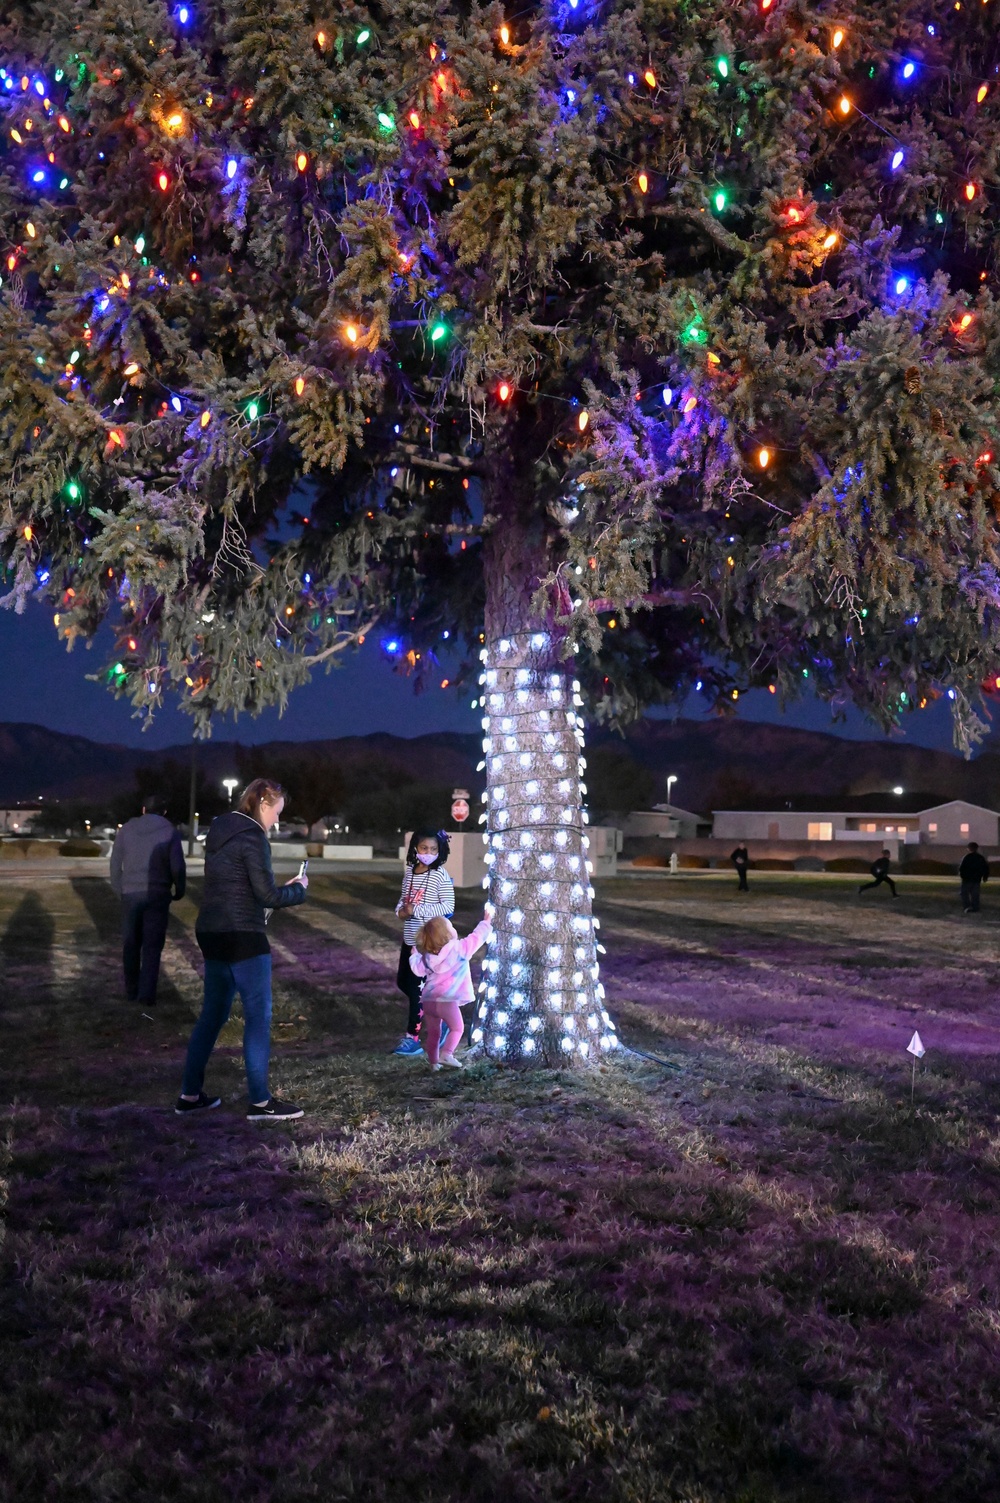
[2,870,999,1503]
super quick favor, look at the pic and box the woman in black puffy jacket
[175,778,308,1122]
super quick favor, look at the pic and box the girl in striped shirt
[393,829,455,1056]
[410,913,493,1068]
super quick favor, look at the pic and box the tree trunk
[470,435,619,1067]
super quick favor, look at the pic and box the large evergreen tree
[3,0,1000,1063]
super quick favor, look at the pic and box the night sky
[0,598,974,753]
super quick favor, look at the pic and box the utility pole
[187,739,198,858]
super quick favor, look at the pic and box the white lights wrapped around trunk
[469,630,619,1066]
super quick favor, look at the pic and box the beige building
[712,799,999,848]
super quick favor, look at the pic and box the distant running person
[959,841,990,914]
[859,849,897,898]
[731,844,750,892]
[109,794,185,1008]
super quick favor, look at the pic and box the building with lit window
[712,797,998,849]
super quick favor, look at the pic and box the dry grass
[2,871,999,1502]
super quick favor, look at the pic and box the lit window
[961,823,970,834]
[928,823,937,834]
[807,822,833,841]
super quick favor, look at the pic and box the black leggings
[396,941,423,1036]
[860,874,897,896]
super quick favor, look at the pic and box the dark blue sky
[0,598,977,753]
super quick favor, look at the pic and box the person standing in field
[393,828,454,1057]
[959,841,990,914]
[859,849,897,898]
[109,793,185,1008]
[175,778,307,1122]
[730,844,750,892]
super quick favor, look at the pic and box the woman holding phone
[175,778,308,1121]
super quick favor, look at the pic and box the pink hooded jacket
[409,919,493,1006]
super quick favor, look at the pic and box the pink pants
[421,1000,464,1065]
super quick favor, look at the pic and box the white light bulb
[573,971,583,987]
[588,1014,599,1031]
[485,669,497,686]
[504,736,517,751]
[519,752,531,767]
[568,855,580,871]
[522,1038,536,1054]
[558,779,571,794]
[554,755,566,770]
[486,987,497,1000]
[472,1028,484,1042]
[501,880,514,897]
[501,718,512,732]
[555,831,568,848]
[516,668,530,685]
[561,809,573,823]
[516,690,528,704]
[561,1036,575,1053]
[482,876,490,889]
[540,882,553,896]
[512,963,523,977]
[542,912,557,928]
[564,1016,576,1033]
[548,992,563,1008]
[572,883,584,900]
[547,945,562,961]
[478,1006,487,1019]
[530,806,543,822]
[511,936,523,951]
[531,633,547,649]
[496,1010,509,1026]
[490,693,502,707]
[508,852,523,870]
[499,639,511,654]
[545,733,557,749]
[528,1016,542,1032]
[494,1035,507,1050]
[541,853,554,869]
[498,811,509,826]
[578,1041,589,1056]
[511,991,525,1006]
[493,787,506,802]
[510,908,523,925]
[547,969,560,985]
[526,779,539,796]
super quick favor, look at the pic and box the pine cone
[904,366,922,394]
[930,408,945,433]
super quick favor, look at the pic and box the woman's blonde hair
[238,778,285,823]
[415,916,453,955]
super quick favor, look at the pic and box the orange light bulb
[296,152,308,172]
[644,70,656,88]
[832,27,845,47]
[498,381,511,401]
[965,181,977,201]
[978,84,988,103]
[838,95,851,115]
[638,171,648,193]
[578,410,589,432]
[295,377,305,396]
[757,447,771,469]
[500,24,510,43]
[409,111,420,128]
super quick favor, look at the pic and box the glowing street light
[223,776,239,805]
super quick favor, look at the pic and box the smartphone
[296,859,309,880]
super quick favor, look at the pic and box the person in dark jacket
[859,850,897,898]
[176,778,308,1122]
[731,845,750,892]
[959,841,990,913]
[110,794,185,1006]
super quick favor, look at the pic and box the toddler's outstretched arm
[457,919,493,960]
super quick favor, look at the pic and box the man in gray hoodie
[110,794,186,1006]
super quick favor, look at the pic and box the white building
[712,798,999,848]
[623,804,705,840]
[0,806,41,834]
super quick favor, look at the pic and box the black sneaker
[174,1092,222,1115]
[247,1097,304,1123]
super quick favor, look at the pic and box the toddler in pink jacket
[409,913,493,1069]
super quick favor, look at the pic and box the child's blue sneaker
[392,1035,424,1057]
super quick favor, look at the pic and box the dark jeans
[397,941,423,1035]
[962,880,982,912]
[734,864,749,892]
[182,953,272,1104]
[860,874,897,896]
[121,895,171,1002]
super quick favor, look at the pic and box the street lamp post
[223,777,239,807]
[666,775,678,806]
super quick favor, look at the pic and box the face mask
[415,851,437,865]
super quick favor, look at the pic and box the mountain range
[1,717,996,812]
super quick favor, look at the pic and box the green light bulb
[247,401,259,420]
[716,57,729,79]
[377,112,395,132]
[67,481,80,500]
[357,29,370,44]
[714,190,727,212]
[135,235,145,254]
[430,322,447,342]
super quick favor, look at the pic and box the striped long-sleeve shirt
[396,865,455,945]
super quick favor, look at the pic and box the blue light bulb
[226,158,237,179]
[385,639,399,653]
[178,5,191,22]
[662,387,673,406]
[895,275,909,295]
[31,168,46,183]
[902,61,915,79]
[891,149,904,171]
[34,79,45,96]
[171,396,183,412]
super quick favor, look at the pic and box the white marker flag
[907,1030,926,1059]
